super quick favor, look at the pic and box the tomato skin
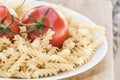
[23,6,69,47]
[0,4,20,40]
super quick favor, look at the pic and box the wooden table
[44,0,113,80]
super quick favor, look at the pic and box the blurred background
[113,0,120,80]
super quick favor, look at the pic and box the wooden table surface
[43,0,114,80]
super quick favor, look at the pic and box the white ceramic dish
[1,0,108,80]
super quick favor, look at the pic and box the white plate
[1,0,108,80]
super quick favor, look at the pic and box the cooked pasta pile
[0,1,105,79]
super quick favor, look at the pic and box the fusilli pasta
[0,3,105,79]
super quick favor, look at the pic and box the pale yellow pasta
[0,54,19,71]
[45,63,74,72]
[80,24,106,34]
[0,37,12,51]
[13,71,31,79]
[90,36,105,53]
[62,38,75,50]
[2,48,15,57]
[0,71,12,78]
[0,4,105,79]
[48,55,68,63]
[39,29,55,51]
[58,49,71,57]
[66,56,82,66]
[8,54,27,74]
[0,53,7,66]
[47,46,59,55]
[32,69,57,78]
[20,27,28,39]
[26,63,39,72]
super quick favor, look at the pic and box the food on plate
[0,3,20,40]
[0,1,105,79]
[22,6,69,47]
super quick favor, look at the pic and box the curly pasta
[8,54,27,74]
[0,5,105,79]
[32,69,57,78]
[0,71,12,78]
[48,55,68,63]
[13,71,31,79]
[45,63,74,72]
